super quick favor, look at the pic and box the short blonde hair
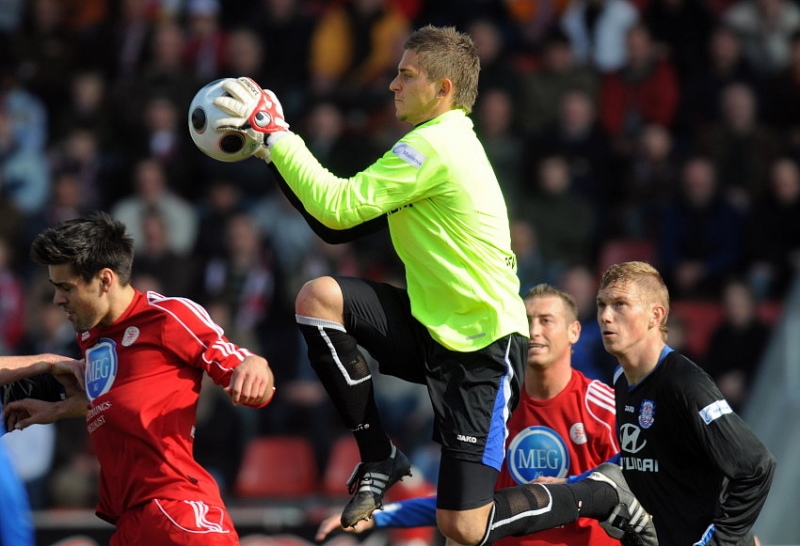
[599,261,670,339]
[404,25,480,113]
[523,283,579,323]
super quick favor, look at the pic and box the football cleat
[340,444,412,528]
[587,463,658,546]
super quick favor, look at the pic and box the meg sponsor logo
[507,426,569,484]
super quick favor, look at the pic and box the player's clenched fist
[214,77,290,146]
[224,354,275,408]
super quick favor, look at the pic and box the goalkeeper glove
[214,77,291,159]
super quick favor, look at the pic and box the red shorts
[111,498,239,545]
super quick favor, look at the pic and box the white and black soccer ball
[188,79,261,162]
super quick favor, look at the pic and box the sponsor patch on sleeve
[699,399,732,424]
[392,143,426,168]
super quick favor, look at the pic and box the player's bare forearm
[51,359,86,391]
[0,354,81,385]
[224,355,275,407]
[3,392,88,430]
[55,392,90,419]
[0,353,83,385]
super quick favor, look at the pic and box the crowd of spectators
[0,0,795,512]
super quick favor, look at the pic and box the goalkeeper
[214,25,655,546]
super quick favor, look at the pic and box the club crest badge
[570,422,588,445]
[638,399,656,429]
[122,326,139,347]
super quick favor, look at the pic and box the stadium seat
[240,534,314,546]
[757,300,783,326]
[670,300,725,359]
[322,435,360,497]
[597,239,657,276]
[234,436,318,499]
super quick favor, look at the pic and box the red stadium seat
[234,436,318,499]
[597,239,657,276]
[322,435,361,497]
[757,300,783,326]
[670,300,725,359]
[240,534,314,546]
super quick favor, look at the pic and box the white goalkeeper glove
[214,77,292,160]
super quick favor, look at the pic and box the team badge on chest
[85,339,119,402]
[638,399,656,429]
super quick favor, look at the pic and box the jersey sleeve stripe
[584,380,620,453]
[147,292,250,361]
[586,381,616,412]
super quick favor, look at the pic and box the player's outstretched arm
[224,354,275,408]
[267,162,388,244]
[316,496,439,541]
[316,512,376,540]
[3,392,88,430]
[0,354,80,386]
[215,77,388,242]
[50,359,86,391]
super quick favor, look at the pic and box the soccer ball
[188,79,261,162]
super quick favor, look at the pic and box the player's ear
[568,320,581,344]
[438,78,453,98]
[98,269,113,291]
[650,304,666,330]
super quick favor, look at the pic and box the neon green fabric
[272,109,527,351]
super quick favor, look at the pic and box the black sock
[569,477,618,519]
[481,483,580,545]
[297,319,390,461]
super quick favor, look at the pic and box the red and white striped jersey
[79,290,253,524]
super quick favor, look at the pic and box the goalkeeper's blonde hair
[404,25,480,114]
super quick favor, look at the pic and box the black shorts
[337,276,527,508]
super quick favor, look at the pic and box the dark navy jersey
[612,348,776,546]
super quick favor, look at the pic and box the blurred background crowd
[0,0,795,516]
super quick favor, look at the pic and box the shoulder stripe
[146,292,248,361]
[586,380,615,412]
[584,379,619,453]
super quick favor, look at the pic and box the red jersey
[79,290,253,524]
[496,369,619,546]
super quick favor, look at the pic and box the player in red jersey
[317,283,620,546]
[3,212,275,545]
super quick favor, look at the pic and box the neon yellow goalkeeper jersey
[271,109,528,352]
